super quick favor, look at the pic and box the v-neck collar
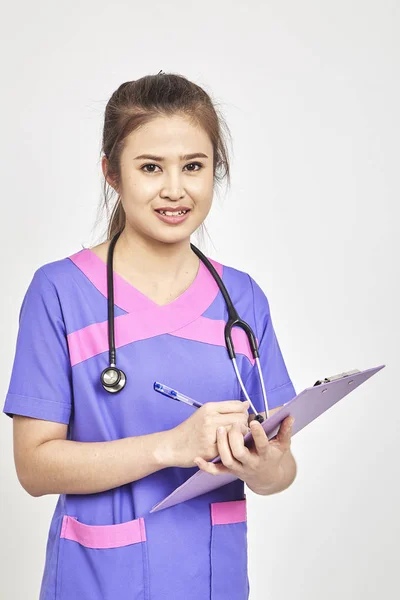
[68,247,224,328]
[88,247,204,309]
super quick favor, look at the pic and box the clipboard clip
[313,369,360,387]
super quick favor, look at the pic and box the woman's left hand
[193,415,295,490]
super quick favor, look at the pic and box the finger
[276,416,294,447]
[217,414,251,432]
[249,419,270,454]
[194,456,230,476]
[241,423,251,436]
[224,424,251,466]
[224,423,250,435]
[212,400,250,414]
[217,425,247,471]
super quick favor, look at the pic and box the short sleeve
[3,267,73,424]
[242,275,296,413]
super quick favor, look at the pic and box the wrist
[152,429,178,469]
[247,451,297,495]
[246,464,285,495]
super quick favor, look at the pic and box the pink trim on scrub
[67,249,229,367]
[68,248,223,314]
[210,499,247,525]
[60,515,147,549]
[171,317,256,365]
[67,312,257,367]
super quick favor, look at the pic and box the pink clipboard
[150,364,385,513]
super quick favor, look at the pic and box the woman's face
[104,113,215,246]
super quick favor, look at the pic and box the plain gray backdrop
[1,1,398,598]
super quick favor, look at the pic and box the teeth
[159,210,188,216]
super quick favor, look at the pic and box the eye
[141,163,161,173]
[140,162,204,173]
[185,162,203,172]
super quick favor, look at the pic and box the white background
[0,1,398,598]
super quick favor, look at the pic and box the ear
[101,155,119,191]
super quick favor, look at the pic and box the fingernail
[217,426,225,434]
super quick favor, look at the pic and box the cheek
[122,200,153,232]
[197,194,213,218]
[123,200,147,219]
[192,175,214,196]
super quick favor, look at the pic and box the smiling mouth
[155,209,190,216]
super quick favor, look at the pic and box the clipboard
[150,364,385,513]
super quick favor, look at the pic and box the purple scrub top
[3,247,296,600]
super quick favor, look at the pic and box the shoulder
[211,257,270,316]
[27,248,86,295]
[212,258,251,289]
[213,258,268,301]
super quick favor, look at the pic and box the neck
[115,227,198,280]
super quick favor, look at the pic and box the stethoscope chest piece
[101,366,126,393]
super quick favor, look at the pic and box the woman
[3,72,297,600]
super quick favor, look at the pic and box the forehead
[124,114,212,155]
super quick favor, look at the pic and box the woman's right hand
[167,400,251,468]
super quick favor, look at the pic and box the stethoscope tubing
[100,231,268,421]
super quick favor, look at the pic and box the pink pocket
[56,515,150,600]
[210,499,249,599]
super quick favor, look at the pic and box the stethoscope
[100,230,268,423]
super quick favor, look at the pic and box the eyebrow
[133,152,209,161]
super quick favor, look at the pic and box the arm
[13,415,175,497]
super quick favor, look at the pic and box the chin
[152,223,201,245]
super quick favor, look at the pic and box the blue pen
[153,382,204,409]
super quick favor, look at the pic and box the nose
[160,189,185,201]
[159,170,186,201]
